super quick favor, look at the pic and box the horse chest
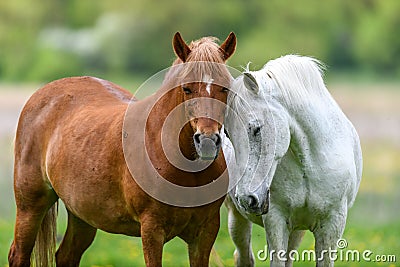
[270,152,351,225]
[271,159,308,208]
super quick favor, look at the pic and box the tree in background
[0,0,399,82]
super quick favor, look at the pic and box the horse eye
[182,87,192,94]
[253,126,261,136]
[221,87,229,92]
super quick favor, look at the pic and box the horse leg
[285,230,305,267]
[186,214,220,267]
[140,218,165,267]
[263,212,289,267]
[9,208,53,267]
[313,210,347,267]
[55,209,97,267]
[9,165,58,267]
[226,197,254,267]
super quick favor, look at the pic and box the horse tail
[210,247,224,267]
[33,201,58,267]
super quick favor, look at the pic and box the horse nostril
[193,133,201,144]
[247,195,258,209]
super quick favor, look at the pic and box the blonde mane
[186,37,223,63]
[168,37,232,88]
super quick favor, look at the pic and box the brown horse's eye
[182,87,192,94]
[221,87,229,92]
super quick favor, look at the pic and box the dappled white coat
[223,55,362,267]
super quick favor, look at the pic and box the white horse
[223,55,362,267]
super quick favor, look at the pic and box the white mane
[261,55,330,108]
[227,55,335,126]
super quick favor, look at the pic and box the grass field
[0,83,399,266]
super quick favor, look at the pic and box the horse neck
[280,92,347,160]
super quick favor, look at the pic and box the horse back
[14,76,133,191]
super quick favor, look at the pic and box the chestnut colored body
[9,32,236,267]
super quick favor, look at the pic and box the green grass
[1,86,399,266]
[3,209,396,267]
[1,142,399,266]
[1,190,398,266]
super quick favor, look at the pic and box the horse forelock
[176,37,231,87]
[180,61,231,87]
[187,37,223,63]
[162,37,232,99]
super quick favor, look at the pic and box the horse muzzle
[193,132,222,160]
[236,188,270,216]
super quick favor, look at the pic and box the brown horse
[8,32,236,267]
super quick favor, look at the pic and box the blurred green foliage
[0,0,399,82]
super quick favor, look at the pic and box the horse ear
[173,32,191,62]
[243,72,259,94]
[220,32,236,60]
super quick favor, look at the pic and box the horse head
[226,70,291,215]
[172,32,236,161]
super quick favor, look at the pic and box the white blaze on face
[203,74,214,95]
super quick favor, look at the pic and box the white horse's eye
[248,124,262,137]
[253,126,261,136]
